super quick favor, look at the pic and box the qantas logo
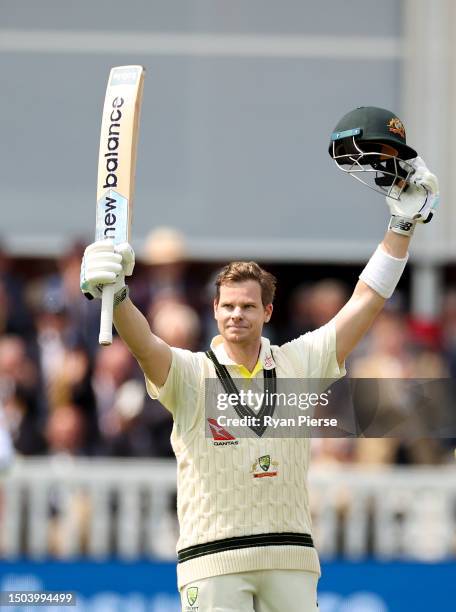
[207,418,239,446]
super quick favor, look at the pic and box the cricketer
[80,106,439,611]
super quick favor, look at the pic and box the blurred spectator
[26,280,102,452]
[104,379,155,457]
[136,226,189,312]
[149,301,201,350]
[38,242,101,352]
[350,311,446,465]
[47,345,100,454]
[0,243,34,339]
[45,403,87,457]
[0,335,38,391]
[282,279,348,342]
[48,346,94,409]
[0,335,46,454]
[351,311,412,378]
[45,404,91,556]
[32,289,69,391]
[311,438,355,467]
[0,243,454,467]
[92,338,136,446]
[441,288,456,378]
[200,270,223,347]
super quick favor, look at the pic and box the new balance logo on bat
[103,96,125,189]
[208,418,239,446]
[96,191,128,243]
[101,196,117,238]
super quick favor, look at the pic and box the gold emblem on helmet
[387,118,406,139]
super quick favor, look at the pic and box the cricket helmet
[329,106,417,199]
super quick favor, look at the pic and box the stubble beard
[223,323,259,347]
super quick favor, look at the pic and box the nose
[231,306,243,320]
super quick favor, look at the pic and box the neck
[223,339,261,372]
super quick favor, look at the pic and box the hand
[386,156,439,235]
[80,240,135,300]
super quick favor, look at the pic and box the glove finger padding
[85,256,123,275]
[387,157,439,223]
[80,239,130,300]
[84,239,116,255]
[115,242,135,276]
[84,270,118,284]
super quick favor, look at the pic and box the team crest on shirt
[264,354,274,368]
[251,455,279,478]
[185,586,199,610]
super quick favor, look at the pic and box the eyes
[220,303,256,310]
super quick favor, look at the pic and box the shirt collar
[210,335,276,371]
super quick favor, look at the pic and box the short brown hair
[215,261,277,306]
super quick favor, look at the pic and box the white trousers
[180,569,319,612]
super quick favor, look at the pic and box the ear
[264,303,273,323]
[213,298,218,319]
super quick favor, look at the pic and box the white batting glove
[387,156,440,236]
[80,240,135,300]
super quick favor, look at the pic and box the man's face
[214,281,273,345]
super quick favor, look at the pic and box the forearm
[334,235,410,363]
[113,298,171,385]
[113,298,152,360]
[381,229,412,259]
[334,280,385,362]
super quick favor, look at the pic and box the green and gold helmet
[329,106,417,199]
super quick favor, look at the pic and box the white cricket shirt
[146,321,345,588]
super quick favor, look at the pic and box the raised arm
[80,240,172,386]
[332,156,439,366]
[333,231,409,365]
[113,297,172,386]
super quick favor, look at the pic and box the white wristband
[359,245,408,299]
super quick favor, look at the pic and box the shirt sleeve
[280,320,346,379]
[144,347,203,432]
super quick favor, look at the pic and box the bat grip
[99,284,116,345]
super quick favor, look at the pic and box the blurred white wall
[1,0,450,270]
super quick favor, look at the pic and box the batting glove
[80,240,135,301]
[387,156,440,236]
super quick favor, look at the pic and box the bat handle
[99,284,116,345]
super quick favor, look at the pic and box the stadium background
[1,1,456,610]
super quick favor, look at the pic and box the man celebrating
[81,107,439,611]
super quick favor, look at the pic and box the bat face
[96,65,145,246]
[95,65,145,345]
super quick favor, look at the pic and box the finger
[85,256,122,272]
[86,264,123,278]
[85,240,115,255]
[85,271,117,283]
[88,251,122,266]
[115,243,135,263]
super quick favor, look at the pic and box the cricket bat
[96,65,145,345]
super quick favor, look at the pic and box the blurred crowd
[1,228,456,467]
